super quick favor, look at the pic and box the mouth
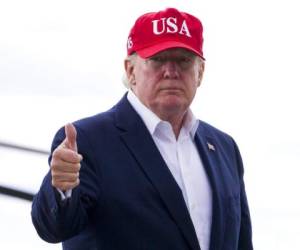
[160,87,183,91]
[159,88,184,94]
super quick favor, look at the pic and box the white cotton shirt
[127,90,212,250]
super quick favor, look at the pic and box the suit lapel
[114,95,201,250]
[194,126,227,250]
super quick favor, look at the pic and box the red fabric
[127,8,204,59]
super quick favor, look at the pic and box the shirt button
[191,204,196,210]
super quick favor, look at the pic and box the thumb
[64,123,78,152]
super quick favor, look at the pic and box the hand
[51,123,82,191]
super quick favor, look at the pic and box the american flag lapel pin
[207,142,215,151]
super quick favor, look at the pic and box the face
[125,48,205,120]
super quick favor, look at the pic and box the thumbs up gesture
[51,123,82,191]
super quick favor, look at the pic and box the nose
[162,61,180,79]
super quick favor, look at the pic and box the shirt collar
[127,90,199,138]
[127,90,161,135]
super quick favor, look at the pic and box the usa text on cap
[127,8,205,59]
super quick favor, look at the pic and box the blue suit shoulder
[198,120,236,147]
[197,120,244,176]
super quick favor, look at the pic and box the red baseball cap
[127,8,204,59]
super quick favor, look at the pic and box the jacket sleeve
[31,125,100,243]
[232,140,254,250]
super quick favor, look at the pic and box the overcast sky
[0,0,300,249]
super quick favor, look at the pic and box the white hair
[122,53,137,89]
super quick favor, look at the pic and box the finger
[52,146,82,164]
[51,159,81,173]
[52,171,79,182]
[65,123,77,152]
[52,179,80,191]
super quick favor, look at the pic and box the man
[31,7,253,250]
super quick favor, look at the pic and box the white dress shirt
[127,90,212,250]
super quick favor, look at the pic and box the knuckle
[51,169,56,177]
[71,179,80,189]
[75,163,81,171]
[52,161,58,168]
[75,173,80,181]
[67,179,80,190]
[52,148,60,158]
[51,179,58,188]
[75,179,80,187]
[50,157,56,167]
[71,173,79,182]
[51,173,59,180]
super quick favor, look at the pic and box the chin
[161,98,186,112]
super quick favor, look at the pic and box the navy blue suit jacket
[31,94,253,250]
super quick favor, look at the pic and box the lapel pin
[207,142,215,151]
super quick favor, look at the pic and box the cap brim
[136,41,205,60]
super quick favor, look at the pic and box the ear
[197,61,205,87]
[124,58,136,85]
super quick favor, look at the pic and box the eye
[146,56,166,68]
[178,56,192,63]
[175,56,195,69]
[149,56,165,62]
